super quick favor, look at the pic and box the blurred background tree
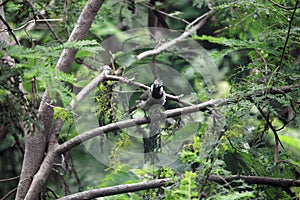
[0,0,299,199]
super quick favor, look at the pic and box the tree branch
[208,175,300,187]
[57,174,300,200]
[1,187,17,200]
[105,75,194,106]
[57,83,300,154]
[13,19,63,31]
[57,178,172,200]
[140,2,190,25]
[0,175,20,183]
[137,9,216,60]
[20,1,105,200]
[25,98,224,200]
[67,8,214,112]
[0,14,20,45]
[275,0,298,80]
[0,0,9,8]
[255,104,283,164]
[55,0,105,73]
[57,98,224,154]
[22,83,300,200]
[69,65,111,109]
[23,0,63,43]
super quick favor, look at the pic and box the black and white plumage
[129,79,166,114]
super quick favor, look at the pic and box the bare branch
[23,150,58,200]
[13,19,63,31]
[0,0,9,8]
[255,105,284,164]
[1,187,17,200]
[208,175,300,187]
[23,0,63,42]
[57,178,172,200]
[268,84,300,94]
[105,75,194,106]
[70,66,111,109]
[56,174,300,200]
[57,98,223,154]
[140,2,190,25]
[137,9,216,60]
[57,83,299,154]
[0,176,20,183]
[0,14,20,45]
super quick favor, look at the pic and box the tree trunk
[16,0,105,199]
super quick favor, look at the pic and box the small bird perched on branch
[129,79,166,115]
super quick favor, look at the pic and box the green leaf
[115,52,137,67]
[279,135,300,152]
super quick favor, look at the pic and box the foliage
[1,0,300,199]
[0,61,37,136]
[0,57,37,196]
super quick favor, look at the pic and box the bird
[129,79,166,115]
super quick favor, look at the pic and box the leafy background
[0,0,299,199]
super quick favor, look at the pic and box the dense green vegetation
[0,0,299,199]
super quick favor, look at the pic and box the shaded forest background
[0,0,300,199]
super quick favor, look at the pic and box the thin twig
[255,105,283,165]
[275,0,299,80]
[105,75,193,106]
[268,0,300,10]
[23,0,63,42]
[1,187,17,200]
[0,176,20,183]
[277,159,300,168]
[69,65,111,109]
[208,175,300,187]
[276,100,297,131]
[46,187,59,199]
[186,11,212,30]
[13,19,63,31]
[140,2,189,25]
[0,14,20,45]
[137,9,216,60]
[67,153,83,192]
[0,0,9,8]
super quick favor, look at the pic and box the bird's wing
[138,89,150,101]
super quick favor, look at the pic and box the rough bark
[24,65,110,200]
[16,0,105,199]
[0,2,38,200]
